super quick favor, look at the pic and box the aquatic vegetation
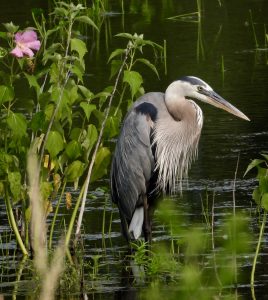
[244,154,268,300]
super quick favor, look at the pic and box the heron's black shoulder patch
[135,102,157,122]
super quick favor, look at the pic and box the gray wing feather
[110,93,165,221]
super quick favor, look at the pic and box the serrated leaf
[108,48,125,63]
[75,16,98,31]
[0,85,14,105]
[78,85,93,99]
[123,70,143,99]
[7,112,27,137]
[65,160,85,182]
[45,131,64,157]
[3,22,19,33]
[104,116,120,138]
[80,102,96,120]
[91,147,111,182]
[71,38,87,61]
[136,58,160,79]
[8,171,21,202]
[65,140,82,160]
[244,159,265,177]
[261,193,268,211]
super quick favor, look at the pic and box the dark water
[1,0,268,299]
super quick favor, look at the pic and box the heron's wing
[110,94,164,222]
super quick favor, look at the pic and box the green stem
[65,182,85,248]
[4,190,28,256]
[251,210,267,300]
[49,180,67,249]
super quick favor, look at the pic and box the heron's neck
[165,81,189,121]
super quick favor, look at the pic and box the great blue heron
[110,76,249,242]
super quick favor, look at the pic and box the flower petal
[14,32,23,43]
[10,46,24,58]
[20,30,38,43]
[21,47,34,57]
[25,40,41,51]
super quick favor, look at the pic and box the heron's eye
[197,86,203,92]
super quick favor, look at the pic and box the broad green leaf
[65,140,82,160]
[71,38,87,61]
[136,58,160,79]
[0,85,14,105]
[261,193,268,211]
[75,16,98,31]
[30,111,46,132]
[108,48,125,63]
[65,160,85,182]
[78,85,93,99]
[24,73,40,95]
[91,147,111,182]
[7,112,27,137]
[123,70,143,99]
[8,171,21,202]
[82,124,98,153]
[71,61,84,82]
[244,159,265,177]
[104,116,120,138]
[80,102,96,120]
[45,131,64,157]
[70,127,83,141]
[259,176,268,194]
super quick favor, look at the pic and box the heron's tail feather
[129,207,144,240]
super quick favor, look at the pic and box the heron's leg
[143,195,152,243]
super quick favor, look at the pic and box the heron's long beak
[204,90,250,121]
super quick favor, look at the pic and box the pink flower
[10,30,41,58]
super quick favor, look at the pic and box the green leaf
[123,70,143,99]
[78,85,93,99]
[104,116,120,138]
[261,153,268,161]
[259,176,268,194]
[71,38,87,61]
[244,159,265,177]
[41,181,53,201]
[82,124,98,154]
[75,16,99,31]
[80,102,96,120]
[7,112,27,137]
[91,147,111,182]
[65,160,85,182]
[30,111,46,132]
[108,48,125,63]
[65,140,82,160]
[8,171,21,202]
[0,85,14,105]
[261,193,268,211]
[252,187,261,205]
[109,60,122,79]
[115,33,134,39]
[24,73,40,95]
[3,22,19,33]
[136,58,160,79]
[45,131,64,157]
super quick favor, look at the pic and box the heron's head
[171,76,250,121]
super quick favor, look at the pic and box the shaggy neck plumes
[153,82,203,192]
